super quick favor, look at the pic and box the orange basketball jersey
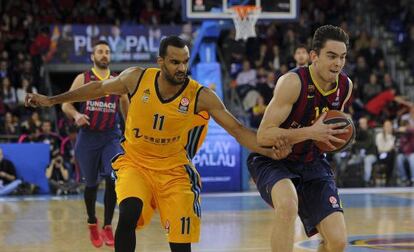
[120,68,204,170]
[184,111,209,160]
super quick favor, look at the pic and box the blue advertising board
[0,144,50,194]
[49,25,187,63]
[193,120,241,192]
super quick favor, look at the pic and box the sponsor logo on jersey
[178,97,190,113]
[142,89,150,103]
[329,196,339,208]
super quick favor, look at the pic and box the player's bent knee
[324,235,347,252]
[273,197,298,221]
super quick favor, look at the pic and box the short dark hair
[311,25,349,54]
[92,40,110,52]
[295,44,308,52]
[159,36,188,57]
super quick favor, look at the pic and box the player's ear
[90,53,94,63]
[309,50,318,63]
[157,56,164,66]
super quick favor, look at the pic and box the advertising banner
[193,120,241,192]
[50,25,185,63]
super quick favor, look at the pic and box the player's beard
[94,57,109,69]
[163,66,187,86]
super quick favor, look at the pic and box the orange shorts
[113,156,202,243]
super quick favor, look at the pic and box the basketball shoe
[88,223,103,247]
[101,225,115,247]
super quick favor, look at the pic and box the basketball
[314,110,355,153]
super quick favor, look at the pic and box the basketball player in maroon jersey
[248,25,353,252]
[62,40,129,248]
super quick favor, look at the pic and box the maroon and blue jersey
[280,66,351,162]
[79,70,120,131]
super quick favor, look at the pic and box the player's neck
[157,74,184,97]
[92,67,110,80]
[309,65,334,92]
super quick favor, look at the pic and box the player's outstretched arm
[197,88,291,160]
[26,67,143,108]
[61,73,90,126]
[257,72,348,149]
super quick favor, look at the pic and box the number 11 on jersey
[153,114,165,130]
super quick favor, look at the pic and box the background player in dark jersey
[248,25,353,252]
[61,40,129,248]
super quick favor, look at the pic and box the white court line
[202,187,414,198]
[1,187,413,202]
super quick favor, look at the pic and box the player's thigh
[115,165,155,228]
[271,178,299,210]
[101,140,123,176]
[75,148,101,186]
[157,165,201,243]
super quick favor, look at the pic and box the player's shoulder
[120,66,145,76]
[276,71,301,90]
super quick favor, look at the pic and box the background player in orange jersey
[25,36,291,252]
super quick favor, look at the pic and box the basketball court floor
[0,187,413,252]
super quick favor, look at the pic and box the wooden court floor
[0,188,413,252]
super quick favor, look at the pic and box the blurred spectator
[139,2,160,25]
[359,38,384,68]
[37,120,62,158]
[256,71,276,104]
[353,116,377,184]
[401,24,414,75]
[1,77,17,111]
[45,154,79,195]
[179,23,194,45]
[400,106,414,127]
[270,45,282,71]
[249,94,267,128]
[362,73,382,103]
[396,120,414,186]
[61,126,79,182]
[235,60,257,100]
[16,78,37,105]
[365,88,413,119]
[21,111,42,133]
[254,43,270,69]
[354,30,370,52]
[221,30,245,76]
[0,61,8,79]
[375,120,396,186]
[353,56,370,91]
[30,26,51,87]
[1,112,19,136]
[292,44,309,68]
[0,148,22,196]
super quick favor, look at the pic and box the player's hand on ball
[311,112,348,150]
[25,93,53,108]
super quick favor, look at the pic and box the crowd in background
[0,0,413,193]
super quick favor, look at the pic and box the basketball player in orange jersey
[25,36,291,252]
[248,25,353,252]
[61,40,129,248]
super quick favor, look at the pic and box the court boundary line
[1,187,413,202]
[202,187,414,198]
